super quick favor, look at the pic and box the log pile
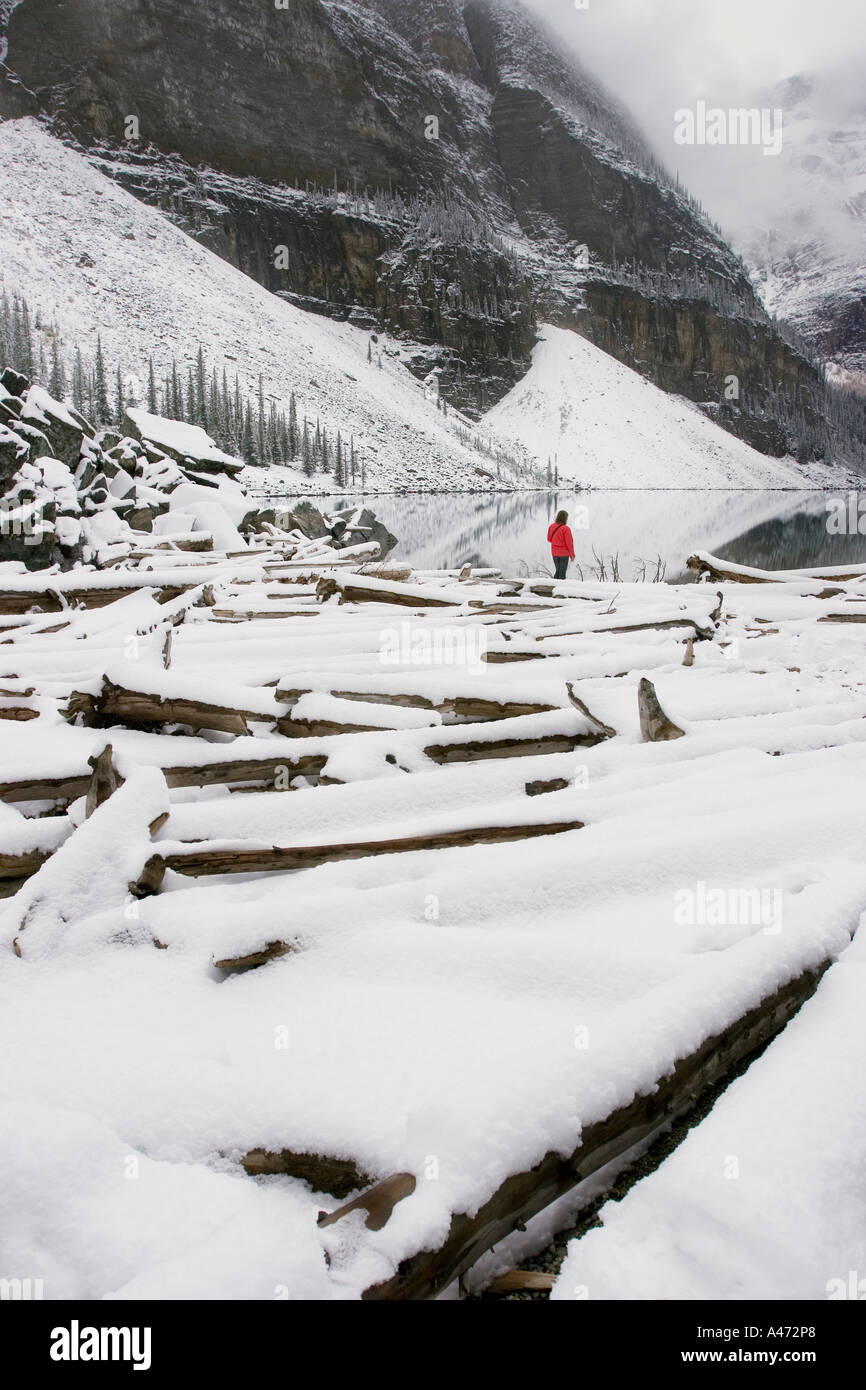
[2,537,860,1300]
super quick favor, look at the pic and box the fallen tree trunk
[533,617,717,643]
[0,753,331,806]
[164,819,584,878]
[687,553,866,586]
[73,678,279,737]
[278,687,558,724]
[242,1149,372,1198]
[424,733,605,765]
[481,651,544,664]
[0,848,52,882]
[317,574,461,608]
[362,963,828,1299]
[0,583,190,615]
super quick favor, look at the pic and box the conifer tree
[302,419,314,476]
[241,401,256,464]
[93,336,111,424]
[288,392,298,458]
[49,338,67,400]
[72,348,87,415]
[114,365,125,428]
[195,346,208,429]
[147,358,158,412]
[256,376,267,463]
[171,361,182,419]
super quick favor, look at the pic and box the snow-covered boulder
[19,385,92,469]
[125,408,244,478]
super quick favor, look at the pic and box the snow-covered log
[362,965,828,1300]
[161,817,585,878]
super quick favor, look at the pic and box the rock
[1,368,30,397]
[123,503,168,532]
[0,61,39,120]
[343,507,398,559]
[0,423,31,491]
[124,407,244,478]
[239,506,297,536]
[290,501,330,540]
[20,386,88,469]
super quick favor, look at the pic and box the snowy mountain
[2,0,859,468]
[481,326,854,489]
[0,119,528,492]
[0,1,20,61]
[2,119,850,493]
[741,71,866,386]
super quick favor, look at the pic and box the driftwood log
[318,1174,417,1232]
[536,617,716,642]
[278,687,558,724]
[525,778,570,797]
[317,575,458,608]
[0,848,52,883]
[0,753,331,806]
[362,963,827,1299]
[70,678,280,737]
[424,732,606,765]
[485,1271,555,1294]
[0,584,189,615]
[214,941,295,971]
[687,554,866,586]
[128,854,167,900]
[164,819,584,878]
[565,684,617,738]
[638,678,685,742]
[85,745,122,818]
[242,1148,372,1198]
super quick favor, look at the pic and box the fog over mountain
[526,0,866,378]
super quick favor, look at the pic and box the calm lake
[256,489,866,582]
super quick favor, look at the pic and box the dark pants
[554,555,569,580]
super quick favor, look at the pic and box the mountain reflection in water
[269,490,866,582]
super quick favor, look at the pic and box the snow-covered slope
[1,119,853,494]
[0,118,514,491]
[481,326,852,489]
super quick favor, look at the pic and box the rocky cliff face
[1,0,858,462]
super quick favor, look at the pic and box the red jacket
[548,522,575,559]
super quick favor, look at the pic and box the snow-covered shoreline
[1,522,865,1299]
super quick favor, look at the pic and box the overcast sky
[522,0,866,240]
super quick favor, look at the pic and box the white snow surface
[552,933,866,1301]
[481,325,846,489]
[1,559,865,1299]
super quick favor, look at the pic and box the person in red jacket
[548,510,575,580]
